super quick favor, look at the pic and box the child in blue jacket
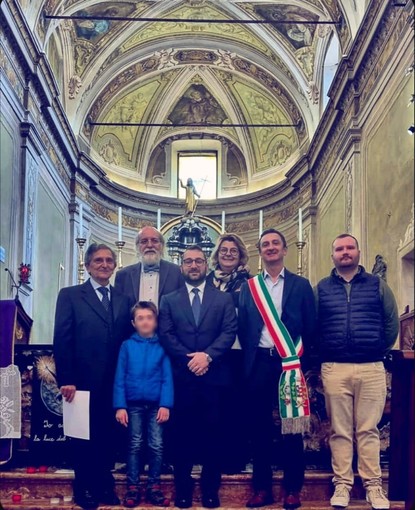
[114,301,173,507]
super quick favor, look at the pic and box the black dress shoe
[283,492,301,509]
[202,493,220,508]
[174,495,193,508]
[99,489,120,505]
[74,488,99,509]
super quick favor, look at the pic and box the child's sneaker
[124,485,141,508]
[146,485,170,506]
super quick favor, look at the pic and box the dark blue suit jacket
[53,279,132,394]
[238,269,317,377]
[114,259,185,307]
[158,285,237,386]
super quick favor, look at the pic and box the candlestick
[118,207,122,241]
[75,237,87,284]
[157,208,161,230]
[221,211,226,234]
[296,240,306,276]
[79,203,83,238]
[115,240,126,269]
[259,210,263,237]
[298,208,303,243]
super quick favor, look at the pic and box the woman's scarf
[211,264,250,293]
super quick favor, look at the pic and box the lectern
[0,299,32,464]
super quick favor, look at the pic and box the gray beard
[141,252,162,266]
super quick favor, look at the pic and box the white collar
[185,281,206,294]
[89,277,111,291]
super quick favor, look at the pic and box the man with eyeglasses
[115,226,185,308]
[159,245,237,509]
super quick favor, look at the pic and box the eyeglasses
[182,258,206,267]
[139,238,161,246]
[219,247,239,256]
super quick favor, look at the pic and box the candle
[259,210,263,237]
[157,208,161,230]
[79,203,83,238]
[118,207,122,241]
[298,208,303,242]
[221,210,225,234]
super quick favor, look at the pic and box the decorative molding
[399,203,414,251]
[345,163,353,233]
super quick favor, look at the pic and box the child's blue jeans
[127,402,163,487]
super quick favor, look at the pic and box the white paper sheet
[62,390,90,440]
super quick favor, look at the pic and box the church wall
[363,77,414,313]
[0,117,19,299]
[0,59,25,302]
[31,177,68,343]
[315,184,346,283]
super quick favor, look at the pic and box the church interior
[0,0,414,508]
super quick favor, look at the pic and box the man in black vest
[54,243,131,509]
[315,234,398,510]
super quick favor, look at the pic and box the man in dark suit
[115,226,184,307]
[238,229,316,510]
[159,245,237,509]
[54,243,131,509]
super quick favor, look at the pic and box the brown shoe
[246,490,274,508]
[283,492,301,509]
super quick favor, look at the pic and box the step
[0,468,405,509]
[0,500,407,510]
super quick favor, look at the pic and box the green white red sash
[248,274,310,434]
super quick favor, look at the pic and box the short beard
[183,273,206,286]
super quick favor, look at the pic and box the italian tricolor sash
[248,274,310,434]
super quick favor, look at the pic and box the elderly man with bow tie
[115,226,185,308]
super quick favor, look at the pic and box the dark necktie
[191,288,201,324]
[97,286,110,311]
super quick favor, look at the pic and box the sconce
[4,263,32,298]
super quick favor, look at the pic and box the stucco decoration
[232,81,298,171]
[92,80,162,169]
[121,4,270,56]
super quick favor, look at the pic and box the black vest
[317,267,386,362]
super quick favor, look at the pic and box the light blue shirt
[185,281,206,305]
[258,267,285,348]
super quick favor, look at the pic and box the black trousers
[247,350,305,493]
[172,380,223,496]
[220,350,248,472]
[71,393,116,496]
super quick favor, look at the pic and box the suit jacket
[158,285,237,386]
[53,279,132,394]
[238,269,317,377]
[114,259,185,306]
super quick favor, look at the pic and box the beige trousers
[321,361,387,488]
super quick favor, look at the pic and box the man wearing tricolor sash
[238,229,316,510]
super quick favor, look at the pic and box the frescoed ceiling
[21,0,368,194]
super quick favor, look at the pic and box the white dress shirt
[258,267,285,348]
[139,267,160,306]
[89,277,111,303]
[185,281,206,305]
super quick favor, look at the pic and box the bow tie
[143,264,160,273]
